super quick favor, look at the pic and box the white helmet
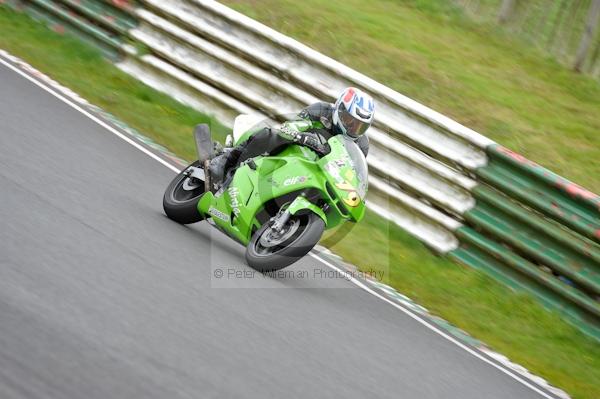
[332,87,375,139]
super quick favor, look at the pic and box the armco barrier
[8,0,600,340]
[12,0,137,59]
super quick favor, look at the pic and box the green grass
[1,5,599,399]
[222,0,600,193]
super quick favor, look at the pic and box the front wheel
[163,161,206,224]
[245,213,325,272]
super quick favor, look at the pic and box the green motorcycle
[163,116,368,271]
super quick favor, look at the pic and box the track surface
[0,61,555,399]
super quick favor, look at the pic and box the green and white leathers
[163,118,368,271]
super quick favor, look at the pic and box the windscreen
[342,136,369,198]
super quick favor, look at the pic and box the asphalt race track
[0,59,559,399]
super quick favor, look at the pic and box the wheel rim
[182,177,202,191]
[253,216,307,256]
[259,219,300,248]
[171,169,205,203]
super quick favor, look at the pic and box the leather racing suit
[209,102,370,186]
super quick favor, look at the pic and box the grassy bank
[0,7,228,159]
[1,5,598,399]
[222,0,600,193]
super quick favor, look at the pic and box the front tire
[245,213,325,272]
[163,161,206,224]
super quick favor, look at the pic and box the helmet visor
[338,105,370,139]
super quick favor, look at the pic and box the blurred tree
[574,0,600,71]
[498,0,517,23]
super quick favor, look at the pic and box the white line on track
[309,253,557,399]
[0,55,559,399]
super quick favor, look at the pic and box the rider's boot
[208,147,243,189]
[207,128,271,189]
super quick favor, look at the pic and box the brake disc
[259,218,300,248]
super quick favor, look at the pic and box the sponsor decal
[324,161,343,183]
[209,206,230,222]
[228,186,241,216]
[283,176,308,186]
[325,159,362,207]
[325,159,350,183]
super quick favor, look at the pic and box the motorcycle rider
[209,87,375,187]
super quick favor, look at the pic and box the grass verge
[0,6,228,160]
[1,5,598,399]
[222,0,600,193]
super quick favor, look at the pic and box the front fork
[271,208,292,233]
[271,194,327,231]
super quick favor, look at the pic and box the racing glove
[278,124,329,154]
[295,132,329,155]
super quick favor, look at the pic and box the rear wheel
[245,213,325,272]
[163,161,206,224]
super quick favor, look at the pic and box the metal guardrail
[108,0,466,254]
[9,0,600,340]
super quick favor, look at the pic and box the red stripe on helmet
[343,88,355,103]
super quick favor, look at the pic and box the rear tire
[163,161,206,224]
[245,213,325,272]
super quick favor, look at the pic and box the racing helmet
[332,87,375,139]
